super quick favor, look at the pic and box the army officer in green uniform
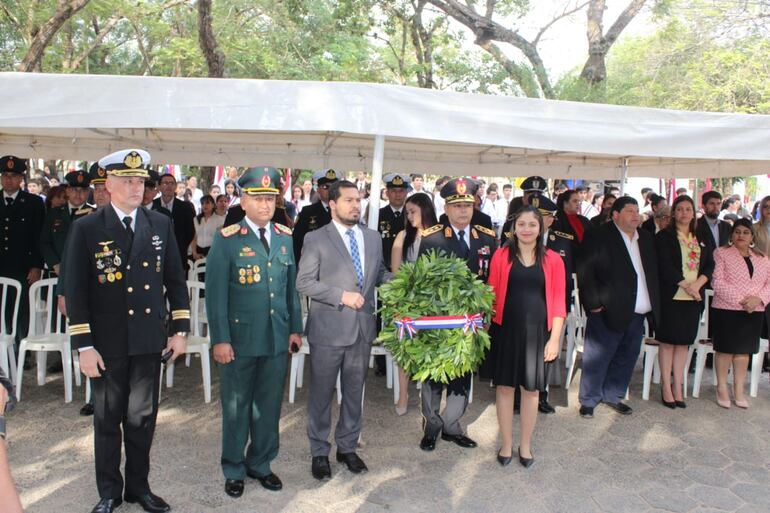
[205,166,303,498]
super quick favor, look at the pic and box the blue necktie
[346,228,364,290]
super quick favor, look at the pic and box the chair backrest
[0,277,22,338]
[28,277,65,337]
[189,258,206,282]
[186,280,206,337]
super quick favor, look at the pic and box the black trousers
[91,353,161,499]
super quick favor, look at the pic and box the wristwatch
[175,331,188,338]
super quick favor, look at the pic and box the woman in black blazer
[552,189,591,263]
[655,195,714,408]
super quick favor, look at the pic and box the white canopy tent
[1,72,769,227]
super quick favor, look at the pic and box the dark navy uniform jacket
[64,205,190,357]
[0,190,45,278]
[418,219,497,282]
[292,201,331,265]
[378,205,405,271]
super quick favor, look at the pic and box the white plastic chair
[565,289,586,387]
[188,258,206,282]
[0,278,21,385]
[692,290,717,398]
[288,340,343,405]
[749,338,768,398]
[164,281,212,402]
[16,278,73,402]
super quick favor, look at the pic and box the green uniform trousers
[218,352,286,479]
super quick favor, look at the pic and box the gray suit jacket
[296,222,391,346]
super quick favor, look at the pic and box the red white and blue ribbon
[394,314,484,340]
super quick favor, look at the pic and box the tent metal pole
[367,134,385,230]
[619,158,629,196]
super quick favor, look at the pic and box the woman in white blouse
[191,195,225,259]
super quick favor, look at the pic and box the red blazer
[488,246,567,331]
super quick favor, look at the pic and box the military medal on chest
[95,241,123,284]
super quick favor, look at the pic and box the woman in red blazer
[482,206,566,468]
[711,218,770,409]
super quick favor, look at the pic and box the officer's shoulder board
[274,223,293,236]
[220,224,241,238]
[421,224,443,237]
[552,230,575,241]
[474,225,496,238]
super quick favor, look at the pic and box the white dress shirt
[244,217,272,248]
[194,213,226,248]
[162,197,174,213]
[451,224,472,249]
[614,223,652,315]
[112,203,138,230]
[332,219,365,273]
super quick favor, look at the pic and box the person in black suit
[655,195,713,408]
[65,149,190,513]
[378,173,409,271]
[577,196,660,418]
[696,191,731,251]
[0,156,45,347]
[292,169,339,265]
[641,194,667,235]
[154,173,196,271]
[551,189,591,264]
[418,177,497,452]
[141,170,171,218]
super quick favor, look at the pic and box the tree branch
[68,15,124,71]
[534,1,590,46]
[197,0,226,77]
[19,0,91,72]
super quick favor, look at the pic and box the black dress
[713,256,765,355]
[482,257,552,391]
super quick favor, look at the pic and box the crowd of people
[2,151,770,512]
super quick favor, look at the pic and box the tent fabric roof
[1,72,768,179]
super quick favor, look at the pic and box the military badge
[239,276,246,284]
[530,196,540,208]
[98,275,106,284]
[115,271,123,280]
[247,276,254,284]
[221,224,240,238]
[252,265,260,273]
[240,227,248,235]
[261,174,271,187]
[107,273,115,282]
[550,234,556,241]
[444,227,452,238]
[239,268,246,276]
[280,246,287,255]
[456,179,467,195]
[471,228,479,240]
[392,175,404,186]
[325,169,336,180]
[123,151,143,169]
[254,274,261,283]
[6,159,14,170]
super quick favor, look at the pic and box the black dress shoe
[579,405,594,418]
[441,433,477,448]
[518,447,534,468]
[90,498,122,513]
[661,391,676,409]
[124,492,170,513]
[311,456,332,480]
[675,400,687,409]
[496,450,512,466]
[80,403,95,416]
[420,434,437,451]
[224,479,244,498]
[246,470,282,491]
[538,400,556,414]
[604,401,633,415]
[336,451,368,474]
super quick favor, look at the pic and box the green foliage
[378,251,494,384]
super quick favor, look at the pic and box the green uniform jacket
[205,220,303,357]
[40,203,95,269]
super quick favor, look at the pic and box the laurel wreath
[378,251,494,383]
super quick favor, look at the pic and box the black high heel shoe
[497,449,512,467]
[661,390,676,409]
[675,400,687,408]
[518,447,534,468]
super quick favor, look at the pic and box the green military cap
[0,155,27,175]
[89,162,108,184]
[441,177,477,204]
[98,149,151,178]
[65,169,91,188]
[238,166,281,195]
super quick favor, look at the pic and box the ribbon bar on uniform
[394,314,484,340]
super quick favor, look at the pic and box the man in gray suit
[296,180,391,480]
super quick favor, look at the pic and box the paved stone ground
[6,357,770,513]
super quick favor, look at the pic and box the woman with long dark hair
[191,194,224,259]
[390,192,437,415]
[483,206,566,468]
[655,195,713,408]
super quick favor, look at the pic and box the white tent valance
[1,72,768,181]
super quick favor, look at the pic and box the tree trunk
[19,0,91,72]
[197,0,225,78]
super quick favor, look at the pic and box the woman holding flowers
[655,195,714,408]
